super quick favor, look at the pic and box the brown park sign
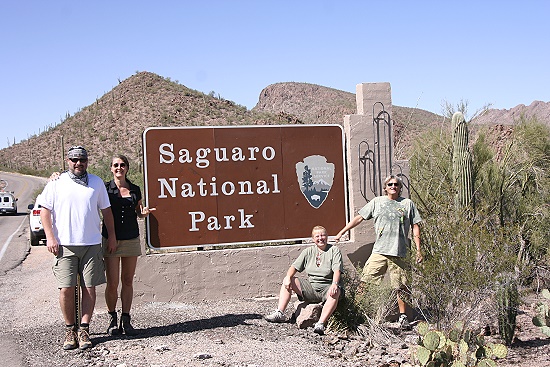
[142,125,348,248]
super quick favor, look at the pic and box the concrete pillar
[343,82,394,266]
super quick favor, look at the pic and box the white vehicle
[0,191,18,215]
[27,195,45,246]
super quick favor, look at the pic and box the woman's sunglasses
[113,163,126,168]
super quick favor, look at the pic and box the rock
[342,340,363,359]
[193,353,212,360]
[293,301,322,329]
[403,334,419,344]
[153,345,170,352]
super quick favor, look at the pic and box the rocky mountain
[1,72,549,178]
[0,72,293,176]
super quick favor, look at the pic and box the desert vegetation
[330,110,550,366]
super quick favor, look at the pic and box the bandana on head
[66,146,89,186]
[67,146,88,159]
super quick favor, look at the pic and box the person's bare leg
[80,286,96,324]
[59,287,76,325]
[120,256,138,314]
[104,257,120,312]
[397,293,407,314]
[319,290,340,324]
[276,277,302,312]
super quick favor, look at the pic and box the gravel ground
[1,244,549,367]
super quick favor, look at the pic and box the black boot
[107,311,120,336]
[120,313,137,336]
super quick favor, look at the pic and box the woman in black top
[102,154,155,336]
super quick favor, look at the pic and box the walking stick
[75,273,81,327]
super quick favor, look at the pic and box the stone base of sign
[129,220,367,303]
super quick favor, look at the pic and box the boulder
[293,301,322,329]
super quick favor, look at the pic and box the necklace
[316,251,322,267]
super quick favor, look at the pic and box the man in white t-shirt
[39,146,116,350]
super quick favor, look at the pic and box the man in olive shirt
[335,175,422,330]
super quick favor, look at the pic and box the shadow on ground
[91,313,263,345]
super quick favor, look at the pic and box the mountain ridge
[1,72,548,177]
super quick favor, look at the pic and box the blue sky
[1,1,549,150]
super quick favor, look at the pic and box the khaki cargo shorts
[361,253,408,289]
[297,278,331,303]
[53,244,106,288]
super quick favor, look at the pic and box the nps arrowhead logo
[295,155,335,209]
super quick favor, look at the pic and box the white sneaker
[398,314,411,330]
[265,310,287,323]
[313,322,325,335]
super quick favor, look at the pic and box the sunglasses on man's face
[387,182,399,187]
[113,162,126,168]
[69,158,88,163]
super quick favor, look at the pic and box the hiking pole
[75,273,81,328]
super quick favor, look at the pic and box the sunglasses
[69,158,88,163]
[113,162,126,168]
[387,182,400,187]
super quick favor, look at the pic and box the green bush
[329,267,366,333]
[409,114,550,334]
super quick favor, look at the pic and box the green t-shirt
[358,196,422,258]
[292,244,344,291]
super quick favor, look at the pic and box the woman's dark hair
[112,154,130,171]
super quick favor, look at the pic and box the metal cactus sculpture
[452,112,474,214]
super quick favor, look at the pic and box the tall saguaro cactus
[452,112,474,214]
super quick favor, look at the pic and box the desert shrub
[330,264,400,334]
[409,114,550,334]
[355,276,398,324]
[409,212,516,330]
[329,267,366,333]
[330,266,404,346]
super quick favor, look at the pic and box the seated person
[265,225,344,335]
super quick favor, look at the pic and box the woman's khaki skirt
[102,237,142,257]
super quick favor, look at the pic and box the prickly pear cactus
[416,345,432,366]
[417,321,430,336]
[413,322,507,366]
[451,111,474,213]
[449,328,461,343]
[477,358,497,367]
[423,331,441,351]
[532,288,550,337]
[487,343,508,359]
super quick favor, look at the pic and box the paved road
[0,172,46,275]
[0,172,46,366]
